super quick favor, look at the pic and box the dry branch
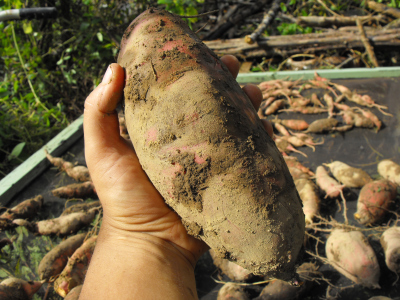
[204,28,400,58]
[367,0,400,19]
[297,15,385,28]
[356,18,379,67]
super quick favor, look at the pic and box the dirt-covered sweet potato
[324,161,373,188]
[354,179,398,225]
[210,249,254,282]
[54,236,97,297]
[378,159,400,186]
[118,8,305,280]
[380,226,400,273]
[217,282,249,300]
[0,277,43,300]
[64,285,82,300]
[0,195,43,221]
[325,229,380,289]
[38,233,87,281]
[257,262,319,300]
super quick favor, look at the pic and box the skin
[80,55,273,300]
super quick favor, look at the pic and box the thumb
[83,63,127,170]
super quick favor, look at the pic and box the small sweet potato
[325,229,380,289]
[61,201,101,216]
[257,262,319,300]
[324,161,373,188]
[118,8,305,280]
[0,277,43,300]
[52,182,96,199]
[0,195,43,221]
[210,249,254,282]
[354,179,398,225]
[54,236,97,297]
[294,178,320,224]
[45,150,91,182]
[217,282,249,300]
[35,208,97,236]
[380,226,400,273]
[38,233,87,281]
[64,285,82,300]
[377,159,400,186]
[315,166,344,199]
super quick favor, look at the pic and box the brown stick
[367,0,400,19]
[356,18,379,67]
[204,28,400,58]
[297,15,385,28]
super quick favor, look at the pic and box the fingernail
[102,65,113,84]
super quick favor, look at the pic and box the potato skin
[118,8,304,280]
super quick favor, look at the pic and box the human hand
[83,55,273,264]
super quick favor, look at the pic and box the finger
[261,119,274,139]
[84,64,126,167]
[220,55,240,79]
[242,84,262,111]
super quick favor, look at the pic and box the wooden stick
[356,18,379,67]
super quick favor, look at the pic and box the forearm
[80,222,199,300]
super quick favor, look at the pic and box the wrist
[81,219,199,300]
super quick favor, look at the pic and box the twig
[356,18,379,67]
[317,0,340,16]
[180,9,219,18]
[245,0,281,44]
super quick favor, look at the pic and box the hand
[83,55,273,263]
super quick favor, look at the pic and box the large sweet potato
[117,8,305,280]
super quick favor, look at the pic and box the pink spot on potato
[146,128,158,143]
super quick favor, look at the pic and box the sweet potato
[61,200,101,216]
[34,208,97,236]
[217,282,249,300]
[380,226,400,273]
[38,233,87,281]
[354,179,397,225]
[0,277,43,300]
[294,178,320,224]
[64,285,82,300]
[118,8,305,280]
[52,182,96,199]
[45,150,91,182]
[377,159,400,186]
[325,229,380,288]
[324,161,373,188]
[0,195,43,221]
[315,166,344,199]
[210,249,254,282]
[54,236,97,297]
[257,262,319,300]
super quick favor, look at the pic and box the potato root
[325,229,380,289]
[52,182,96,199]
[118,8,305,280]
[380,226,400,273]
[217,282,249,300]
[0,195,43,221]
[324,161,372,188]
[377,159,400,186]
[354,179,397,225]
[45,150,91,182]
[0,277,43,300]
[54,236,97,297]
[38,233,87,281]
